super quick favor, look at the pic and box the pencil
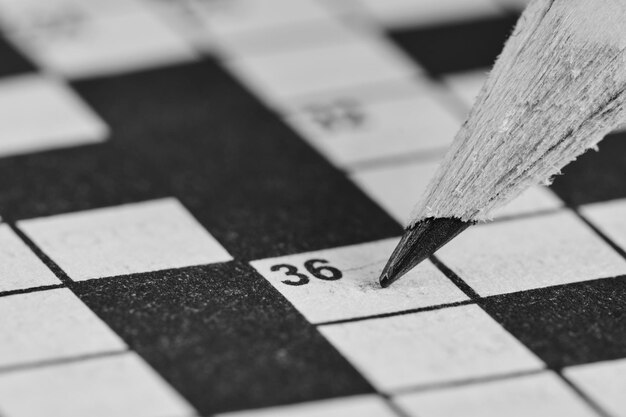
[380,0,626,288]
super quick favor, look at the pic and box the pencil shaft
[381,0,626,286]
[409,0,626,225]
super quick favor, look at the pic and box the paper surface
[19,198,232,280]
[251,238,467,323]
[0,0,625,416]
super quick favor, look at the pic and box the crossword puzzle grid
[0,0,625,416]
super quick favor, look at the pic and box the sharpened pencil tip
[379,217,472,288]
[379,273,392,288]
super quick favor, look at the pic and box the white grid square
[319,304,543,391]
[0,352,195,417]
[437,211,626,296]
[19,198,232,281]
[141,0,217,51]
[0,75,108,157]
[580,198,626,255]
[490,186,562,219]
[351,160,562,225]
[494,0,530,11]
[354,0,503,28]
[226,38,417,108]
[0,288,126,368]
[287,88,459,168]
[444,68,489,108]
[565,358,626,417]
[10,9,197,79]
[250,238,467,324]
[213,18,368,58]
[0,223,59,292]
[351,160,441,225]
[0,0,142,33]
[394,371,597,417]
[194,0,336,39]
[216,395,395,417]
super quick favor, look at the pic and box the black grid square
[73,60,401,260]
[72,262,374,415]
[0,36,36,77]
[389,14,519,76]
[481,277,626,369]
[550,131,626,206]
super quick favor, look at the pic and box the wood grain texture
[410,0,626,224]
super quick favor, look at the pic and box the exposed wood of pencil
[409,0,626,225]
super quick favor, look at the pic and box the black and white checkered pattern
[0,0,625,416]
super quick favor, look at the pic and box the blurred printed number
[270,259,343,286]
[305,100,365,132]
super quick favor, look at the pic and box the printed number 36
[270,259,342,286]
